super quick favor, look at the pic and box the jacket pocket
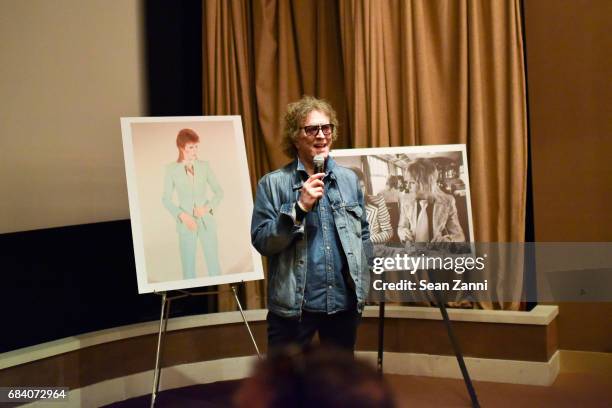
[345,203,363,238]
[268,255,297,308]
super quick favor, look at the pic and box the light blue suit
[162,160,223,279]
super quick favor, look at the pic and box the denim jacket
[251,158,373,318]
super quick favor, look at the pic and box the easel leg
[151,292,171,408]
[158,299,172,390]
[434,290,480,408]
[377,301,385,374]
[231,285,262,359]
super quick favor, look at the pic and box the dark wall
[0,221,214,353]
[145,0,202,116]
[1,221,151,351]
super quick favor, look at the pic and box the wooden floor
[386,371,611,407]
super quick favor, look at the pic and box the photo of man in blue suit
[162,128,224,279]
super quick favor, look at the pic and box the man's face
[181,142,199,161]
[294,110,332,164]
[406,171,436,198]
[402,172,414,194]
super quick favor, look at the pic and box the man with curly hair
[251,96,373,352]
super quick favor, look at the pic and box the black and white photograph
[332,144,474,258]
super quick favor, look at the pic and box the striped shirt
[366,194,393,244]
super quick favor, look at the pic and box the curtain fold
[203,0,262,310]
[203,0,348,310]
[203,0,527,311]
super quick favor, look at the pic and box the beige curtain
[203,0,527,311]
[203,0,349,310]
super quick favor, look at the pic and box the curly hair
[281,96,339,158]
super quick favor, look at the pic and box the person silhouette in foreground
[234,345,396,408]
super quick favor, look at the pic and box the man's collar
[293,156,336,191]
[326,156,337,173]
[296,157,307,173]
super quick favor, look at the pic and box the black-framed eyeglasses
[301,124,334,137]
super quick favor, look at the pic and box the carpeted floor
[104,371,611,407]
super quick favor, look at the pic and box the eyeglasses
[300,124,334,137]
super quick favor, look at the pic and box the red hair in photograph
[176,128,200,162]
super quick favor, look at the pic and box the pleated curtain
[202,0,527,311]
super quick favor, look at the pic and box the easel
[150,282,261,408]
[376,269,480,408]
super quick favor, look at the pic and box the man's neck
[297,155,315,175]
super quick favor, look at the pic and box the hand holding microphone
[313,154,325,175]
[298,154,326,212]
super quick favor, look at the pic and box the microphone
[313,154,325,174]
[312,155,325,211]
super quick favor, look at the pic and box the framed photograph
[121,116,264,293]
[332,144,474,252]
